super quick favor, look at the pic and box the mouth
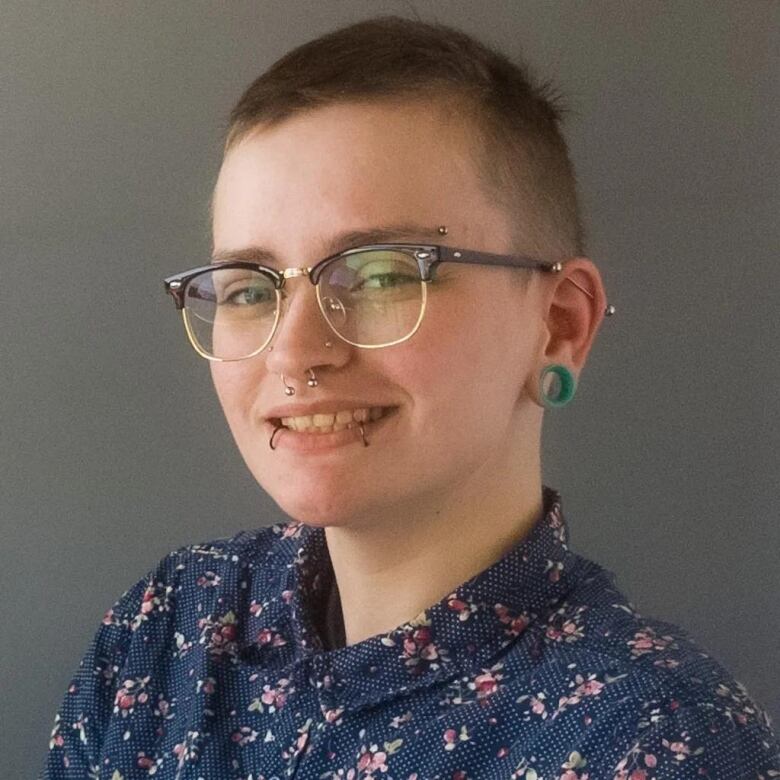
[268,405,397,434]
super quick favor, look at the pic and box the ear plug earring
[539,364,577,408]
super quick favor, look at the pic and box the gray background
[1,1,777,772]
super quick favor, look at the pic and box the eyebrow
[210,224,445,265]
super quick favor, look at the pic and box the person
[41,15,778,779]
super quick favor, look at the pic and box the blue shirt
[41,485,779,778]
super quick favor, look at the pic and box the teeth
[280,406,389,433]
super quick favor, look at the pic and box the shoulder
[102,520,299,627]
[519,553,780,777]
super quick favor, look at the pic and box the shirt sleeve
[39,567,160,779]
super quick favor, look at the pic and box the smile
[272,406,395,434]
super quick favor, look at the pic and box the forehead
[211,99,512,258]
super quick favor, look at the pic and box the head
[207,16,608,527]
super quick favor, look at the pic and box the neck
[323,442,543,646]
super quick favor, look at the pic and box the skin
[210,97,608,646]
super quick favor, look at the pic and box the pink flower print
[249,600,264,616]
[198,610,239,658]
[254,627,287,648]
[443,728,457,749]
[281,521,304,539]
[113,676,151,717]
[389,711,412,728]
[249,677,291,714]
[136,752,163,772]
[531,695,547,716]
[473,671,499,698]
[574,677,605,697]
[141,589,155,614]
[397,620,447,674]
[628,627,676,659]
[261,685,287,709]
[231,726,259,745]
[495,604,531,638]
[662,738,691,759]
[195,570,222,588]
[443,725,470,751]
[446,595,477,622]
[322,705,345,724]
[356,744,389,774]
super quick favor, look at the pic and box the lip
[264,406,400,453]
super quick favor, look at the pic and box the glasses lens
[183,267,278,359]
[317,249,424,346]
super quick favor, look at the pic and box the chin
[262,481,369,529]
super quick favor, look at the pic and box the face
[210,98,547,528]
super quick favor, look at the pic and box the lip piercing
[307,369,318,388]
[269,420,285,450]
[282,374,296,396]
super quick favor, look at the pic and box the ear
[525,258,609,406]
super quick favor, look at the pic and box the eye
[356,263,418,289]
[223,282,274,306]
[345,251,420,292]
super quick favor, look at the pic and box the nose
[264,274,350,381]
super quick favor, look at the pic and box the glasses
[163,243,612,361]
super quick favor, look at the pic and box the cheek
[210,364,261,424]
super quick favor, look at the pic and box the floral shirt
[41,485,779,779]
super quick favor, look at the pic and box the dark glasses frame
[163,243,615,359]
[164,242,604,305]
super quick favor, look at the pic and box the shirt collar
[240,484,579,711]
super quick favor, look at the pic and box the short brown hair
[219,15,585,260]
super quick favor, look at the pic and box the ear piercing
[539,364,577,408]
